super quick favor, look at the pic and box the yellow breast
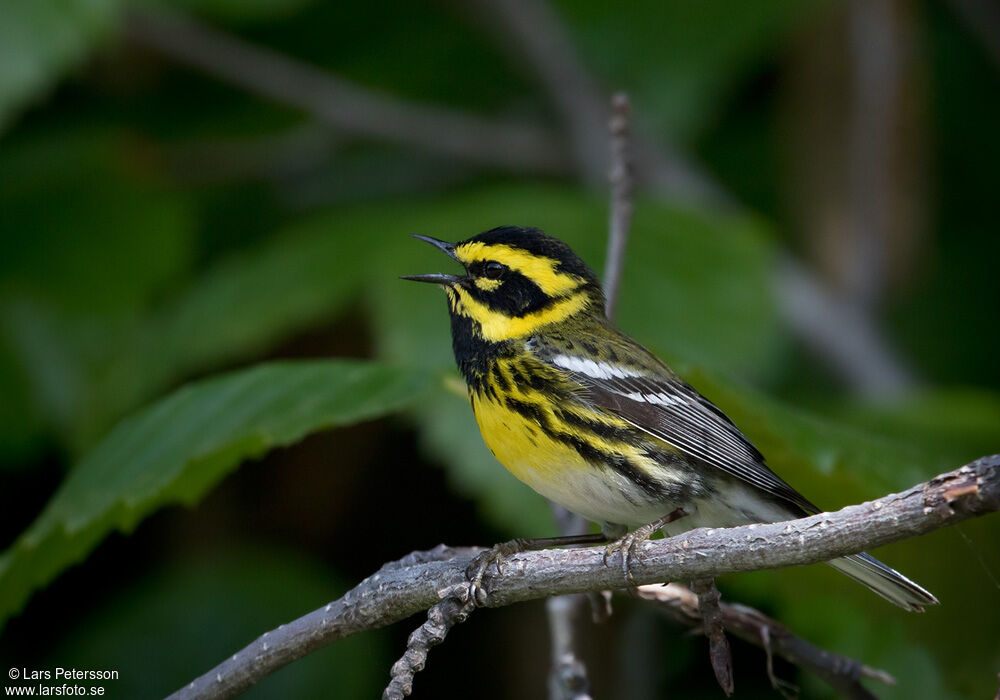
[469,388,683,527]
[470,391,584,488]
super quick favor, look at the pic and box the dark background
[1,0,999,698]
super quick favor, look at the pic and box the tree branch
[603,93,633,322]
[690,578,734,696]
[634,583,894,699]
[383,584,476,700]
[168,455,999,700]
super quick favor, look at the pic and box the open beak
[400,235,464,286]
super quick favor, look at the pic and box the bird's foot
[466,531,608,604]
[465,538,530,605]
[602,525,658,585]
[603,508,688,585]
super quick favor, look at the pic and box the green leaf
[0,127,196,457]
[43,547,389,700]
[0,0,121,132]
[0,360,430,629]
[1,209,368,452]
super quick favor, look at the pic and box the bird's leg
[467,532,607,605]
[603,508,688,585]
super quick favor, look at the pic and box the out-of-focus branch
[635,583,894,700]
[465,0,609,185]
[546,594,594,700]
[845,0,903,313]
[775,255,916,398]
[123,9,568,174]
[466,0,729,204]
[168,456,999,700]
[545,504,594,700]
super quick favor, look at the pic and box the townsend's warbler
[403,226,936,611]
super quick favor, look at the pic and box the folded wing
[541,347,818,514]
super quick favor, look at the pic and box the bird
[402,225,937,611]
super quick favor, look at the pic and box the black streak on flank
[505,397,550,430]
[556,409,635,445]
[504,396,668,501]
[491,364,512,392]
[560,434,665,500]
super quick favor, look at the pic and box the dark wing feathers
[536,340,818,514]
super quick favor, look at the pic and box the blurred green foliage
[45,547,390,699]
[0,360,429,627]
[0,0,998,698]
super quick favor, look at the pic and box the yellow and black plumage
[404,226,937,611]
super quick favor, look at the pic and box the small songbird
[403,226,937,611]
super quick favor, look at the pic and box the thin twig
[383,584,476,700]
[635,583,890,700]
[690,578,734,696]
[604,93,633,321]
[167,455,999,700]
[123,8,567,175]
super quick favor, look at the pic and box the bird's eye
[483,261,506,280]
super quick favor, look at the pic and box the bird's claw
[602,510,688,585]
[466,538,529,605]
[603,528,653,585]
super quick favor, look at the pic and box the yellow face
[439,239,601,343]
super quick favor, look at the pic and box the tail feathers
[828,552,939,612]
